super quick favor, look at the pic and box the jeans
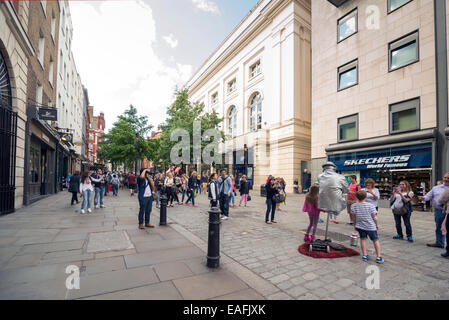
[265,199,276,222]
[138,196,153,225]
[94,186,104,206]
[446,214,449,253]
[112,184,119,196]
[186,190,195,205]
[229,191,235,205]
[434,209,446,247]
[393,211,413,238]
[181,189,186,202]
[219,194,230,217]
[81,189,92,210]
[156,190,160,207]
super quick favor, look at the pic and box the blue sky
[70,0,259,132]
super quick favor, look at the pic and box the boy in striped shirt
[351,190,384,264]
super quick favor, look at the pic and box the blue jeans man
[139,196,153,225]
[94,186,105,207]
[434,209,446,247]
[265,199,276,223]
[219,194,229,217]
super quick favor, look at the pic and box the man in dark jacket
[137,168,156,229]
[90,169,106,209]
[69,171,81,205]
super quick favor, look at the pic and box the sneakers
[221,216,228,220]
[81,209,85,214]
[95,205,100,209]
[362,255,370,262]
[100,205,106,209]
[310,235,316,241]
[271,220,277,224]
[393,235,403,240]
[441,252,449,258]
[407,236,414,243]
[376,257,385,264]
[193,204,198,207]
[87,208,92,213]
[304,234,310,242]
[185,203,191,206]
[265,221,272,224]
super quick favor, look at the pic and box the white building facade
[186,0,312,193]
[55,0,84,170]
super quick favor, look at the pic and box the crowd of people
[66,164,449,262]
[301,164,449,263]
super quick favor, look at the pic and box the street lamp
[244,144,248,176]
[135,133,138,174]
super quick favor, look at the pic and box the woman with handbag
[239,175,249,207]
[390,180,414,242]
[265,178,280,224]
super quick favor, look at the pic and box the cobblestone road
[167,191,449,300]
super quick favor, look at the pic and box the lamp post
[135,133,138,174]
[244,144,248,176]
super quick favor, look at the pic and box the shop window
[389,31,419,71]
[388,0,413,13]
[29,144,40,184]
[338,8,357,43]
[338,59,358,91]
[338,114,358,142]
[390,98,420,134]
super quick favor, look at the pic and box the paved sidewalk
[0,191,276,300]
[1,189,449,300]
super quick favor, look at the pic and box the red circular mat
[298,242,360,259]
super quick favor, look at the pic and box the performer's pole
[324,211,330,242]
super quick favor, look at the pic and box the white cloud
[162,33,179,49]
[70,0,193,131]
[191,0,220,15]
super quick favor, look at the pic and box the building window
[338,114,358,142]
[48,57,54,86]
[249,92,262,132]
[338,8,357,42]
[250,61,261,79]
[211,92,218,105]
[389,31,419,71]
[228,106,237,137]
[338,59,358,91]
[51,10,56,41]
[36,82,43,105]
[389,98,420,134]
[228,79,236,94]
[388,0,413,13]
[37,30,45,67]
[40,1,47,16]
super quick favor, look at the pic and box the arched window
[0,50,12,107]
[228,106,237,137]
[249,92,262,132]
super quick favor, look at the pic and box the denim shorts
[357,228,379,241]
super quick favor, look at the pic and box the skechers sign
[344,155,411,169]
[328,144,432,171]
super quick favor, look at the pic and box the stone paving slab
[153,261,195,281]
[68,266,159,299]
[86,231,134,253]
[172,270,249,300]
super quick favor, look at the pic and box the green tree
[158,88,224,165]
[99,105,153,170]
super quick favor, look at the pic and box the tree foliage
[98,105,153,169]
[157,88,224,165]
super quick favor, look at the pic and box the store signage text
[344,155,411,169]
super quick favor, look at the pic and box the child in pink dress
[302,185,325,242]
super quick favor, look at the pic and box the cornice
[187,0,303,96]
[1,1,35,57]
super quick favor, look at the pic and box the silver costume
[316,162,349,215]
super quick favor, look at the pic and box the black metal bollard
[207,206,221,268]
[159,192,168,226]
